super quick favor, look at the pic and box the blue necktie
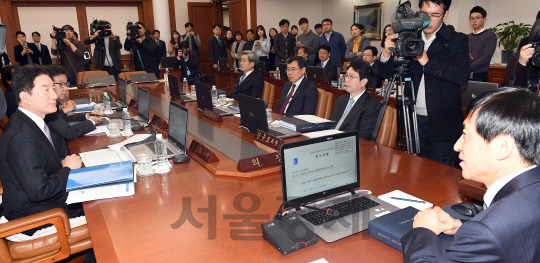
[335,98,354,129]
[321,62,324,68]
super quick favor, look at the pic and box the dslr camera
[531,42,540,65]
[182,49,190,56]
[390,0,430,57]
[126,22,139,41]
[52,26,66,40]
[90,20,112,39]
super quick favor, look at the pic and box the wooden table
[67,85,464,262]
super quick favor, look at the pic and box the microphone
[274,201,339,220]
[78,71,88,89]
[265,95,292,108]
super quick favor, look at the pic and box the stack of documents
[277,115,333,132]
[67,103,95,114]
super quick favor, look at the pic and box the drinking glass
[137,154,155,177]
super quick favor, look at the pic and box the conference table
[66,82,464,262]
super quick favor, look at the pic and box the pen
[386,197,426,203]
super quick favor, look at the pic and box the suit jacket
[402,166,540,262]
[329,92,379,140]
[344,35,372,61]
[0,110,79,223]
[378,23,470,143]
[274,32,296,65]
[156,39,167,65]
[369,61,382,88]
[208,36,227,66]
[83,36,124,71]
[229,70,264,99]
[124,35,159,78]
[231,40,245,68]
[173,54,201,85]
[46,107,95,158]
[274,77,318,116]
[35,43,52,65]
[316,60,338,81]
[14,43,42,66]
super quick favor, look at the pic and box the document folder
[66,161,133,191]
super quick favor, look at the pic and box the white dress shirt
[283,76,305,113]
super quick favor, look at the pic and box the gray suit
[345,35,371,61]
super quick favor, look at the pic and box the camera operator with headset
[50,25,86,85]
[504,18,540,93]
[174,41,201,85]
[124,22,159,78]
[378,0,470,162]
[83,20,124,81]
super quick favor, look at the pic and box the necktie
[43,123,55,149]
[239,73,245,84]
[278,84,296,115]
[335,98,354,129]
[37,44,43,65]
[25,44,33,65]
[156,40,159,45]
[321,62,324,68]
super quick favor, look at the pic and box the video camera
[390,0,430,57]
[52,26,66,40]
[126,22,139,41]
[90,20,112,39]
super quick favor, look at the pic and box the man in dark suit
[315,44,337,81]
[274,19,296,67]
[84,25,124,81]
[208,24,227,85]
[329,59,379,140]
[152,30,167,66]
[402,87,540,262]
[362,46,382,88]
[296,47,313,66]
[180,22,201,66]
[228,51,264,99]
[0,65,84,234]
[378,0,470,162]
[124,22,159,79]
[174,41,201,85]
[14,31,41,66]
[275,56,318,116]
[31,32,52,65]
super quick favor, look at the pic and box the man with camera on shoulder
[84,21,124,81]
[174,41,201,85]
[50,25,86,85]
[124,22,159,79]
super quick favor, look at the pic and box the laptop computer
[87,75,116,87]
[305,66,326,84]
[460,81,498,108]
[218,58,228,70]
[127,102,188,160]
[194,82,238,116]
[168,74,196,102]
[135,86,151,124]
[280,131,399,242]
[255,61,266,73]
[131,73,159,84]
[278,63,287,80]
[237,94,300,139]
[161,57,177,68]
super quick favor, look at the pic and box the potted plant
[489,21,531,64]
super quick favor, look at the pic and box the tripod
[371,56,421,154]
[55,38,78,84]
[128,43,145,72]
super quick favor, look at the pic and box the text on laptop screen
[283,134,358,201]
[118,78,127,103]
[168,102,189,151]
[137,87,150,120]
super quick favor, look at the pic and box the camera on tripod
[52,26,66,40]
[390,0,430,57]
[531,42,540,65]
[126,22,139,41]
[90,20,112,39]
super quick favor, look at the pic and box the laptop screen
[168,102,189,152]
[194,82,213,112]
[118,78,127,104]
[168,74,180,97]
[137,87,150,121]
[281,131,360,205]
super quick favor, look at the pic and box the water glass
[218,94,227,105]
[107,122,121,138]
[266,108,273,123]
[137,154,155,177]
[190,85,196,94]
[94,104,103,115]
[212,95,218,105]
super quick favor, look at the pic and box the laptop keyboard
[213,108,235,116]
[268,129,285,137]
[300,196,380,225]
[179,95,196,102]
[146,142,175,156]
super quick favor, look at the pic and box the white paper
[303,129,344,138]
[80,148,135,167]
[378,190,433,211]
[85,125,108,136]
[108,134,151,151]
[310,259,330,263]
[66,182,135,204]
[294,115,333,123]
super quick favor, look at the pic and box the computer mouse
[131,125,144,131]
[451,202,480,217]
[173,155,190,163]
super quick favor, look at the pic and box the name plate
[366,86,377,94]
[189,140,219,163]
[171,96,186,105]
[128,99,138,110]
[151,115,168,129]
[254,130,283,150]
[237,152,281,172]
[202,108,223,122]
[318,80,332,86]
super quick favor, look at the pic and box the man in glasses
[329,59,379,140]
[379,0,470,162]
[274,56,318,116]
[468,6,496,82]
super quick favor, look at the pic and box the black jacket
[274,77,318,116]
[274,32,296,65]
[208,36,227,66]
[36,43,52,65]
[229,70,265,99]
[316,60,338,81]
[14,43,42,66]
[45,107,95,158]
[84,35,124,71]
[124,35,159,77]
[174,54,201,85]
[329,92,379,140]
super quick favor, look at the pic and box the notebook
[460,81,498,108]
[281,131,399,242]
[168,74,195,102]
[236,94,300,139]
[87,75,116,87]
[194,82,238,116]
[130,73,158,84]
[255,61,266,73]
[305,66,326,84]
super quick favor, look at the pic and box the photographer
[174,41,201,85]
[378,0,470,162]
[124,22,159,78]
[50,25,86,84]
[180,22,201,66]
[504,18,540,93]
[84,22,124,81]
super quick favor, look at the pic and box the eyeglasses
[286,67,301,72]
[54,82,70,87]
[427,12,445,21]
[469,16,484,21]
[344,74,361,79]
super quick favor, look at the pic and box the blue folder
[66,161,133,191]
[67,104,95,114]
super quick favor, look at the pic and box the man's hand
[135,37,143,44]
[382,33,398,59]
[91,30,101,39]
[62,100,76,113]
[51,31,56,38]
[438,210,462,235]
[109,30,115,39]
[88,114,102,124]
[182,52,189,60]
[519,44,535,66]
[213,64,218,69]
[356,51,363,56]
[62,38,72,46]
[412,207,458,235]
[415,50,429,66]
[22,47,29,54]
[62,154,82,170]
